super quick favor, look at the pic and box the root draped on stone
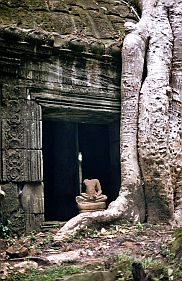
[54,0,182,241]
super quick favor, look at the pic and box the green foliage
[171,228,182,257]
[41,233,54,246]
[0,218,12,238]
[78,227,98,238]
[142,257,169,280]
[160,243,175,262]
[7,266,84,281]
[64,226,99,242]
[134,222,144,234]
[142,257,158,268]
[114,254,172,281]
[114,254,135,280]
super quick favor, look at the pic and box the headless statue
[76,179,107,203]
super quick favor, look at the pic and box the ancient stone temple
[0,0,137,233]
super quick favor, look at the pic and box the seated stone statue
[81,179,107,202]
[76,179,107,212]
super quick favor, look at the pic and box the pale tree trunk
[167,0,182,224]
[54,0,182,241]
[138,0,182,224]
[138,1,174,222]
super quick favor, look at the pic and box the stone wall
[0,0,137,233]
[0,0,135,41]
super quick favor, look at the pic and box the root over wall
[54,0,182,241]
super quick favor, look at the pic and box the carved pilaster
[1,84,43,182]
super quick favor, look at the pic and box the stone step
[54,270,117,281]
[41,221,66,231]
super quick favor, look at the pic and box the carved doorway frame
[30,90,121,221]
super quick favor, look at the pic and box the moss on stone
[0,0,48,9]
[0,5,12,25]
[11,9,35,28]
[172,228,182,260]
[0,0,136,53]
[0,0,136,39]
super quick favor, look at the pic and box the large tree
[54,0,182,241]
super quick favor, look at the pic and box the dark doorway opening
[43,120,120,222]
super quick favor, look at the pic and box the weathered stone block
[6,245,28,258]
[0,183,19,215]
[21,182,44,214]
[25,213,44,232]
[55,270,117,281]
[0,183,25,234]
[9,209,26,235]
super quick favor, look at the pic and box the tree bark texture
[54,0,182,240]
[138,0,182,223]
[168,0,182,225]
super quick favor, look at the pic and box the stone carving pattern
[1,85,42,182]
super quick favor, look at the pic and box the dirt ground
[0,221,181,280]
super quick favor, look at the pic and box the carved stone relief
[1,84,43,182]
